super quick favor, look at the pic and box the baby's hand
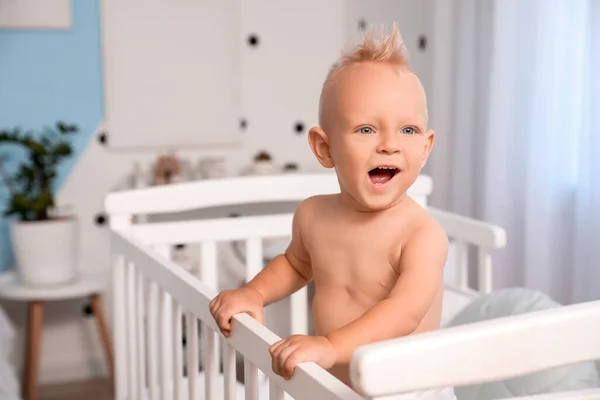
[209,287,265,338]
[269,335,337,380]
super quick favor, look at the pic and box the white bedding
[0,306,20,400]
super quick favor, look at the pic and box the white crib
[105,172,600,400]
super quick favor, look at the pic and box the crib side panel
[350,300,600,397]
[110,230,362,400]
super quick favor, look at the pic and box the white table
[0,271,114,400]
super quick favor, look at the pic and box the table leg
[23,301,44,400]
[90,294,115,386]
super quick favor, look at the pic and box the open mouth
[368,166,399,186]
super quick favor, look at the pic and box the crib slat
[201,324,217,400]
[200,241,218,289]
[454,240,469,289]
[244,359,259,400]
[290,286,308,335]
[148,281,159,400]
[173,301,183,400]
[159,288,172,399]
[478,248,493,293]
[126,262,138,400]
[245,238,263,281]
[200,241,219,400]
[269,379,285,400]
[113,254,127,399]
[136,270,146,397]
[245,238,268,384]
[153,244,173,399]
[186,312,199,400]
[223,343,236,400]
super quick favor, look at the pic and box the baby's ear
[421,129,435,168]
[308,127,335,168]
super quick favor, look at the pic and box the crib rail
[105,173,433,215]
[350,299,600,398]
[129,214,294,245]
[498,389,600,400]
[429,207,507,293]
[111,228,362,400]
[105,173,340,215]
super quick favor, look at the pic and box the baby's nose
[376,133,401,154]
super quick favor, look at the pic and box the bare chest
[305,219,402,300]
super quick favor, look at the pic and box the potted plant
[0,121,79,286]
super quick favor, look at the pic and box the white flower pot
[10,217,78,286]
[251,160,279,175]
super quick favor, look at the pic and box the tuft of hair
[319,24,413,126]
[326,23,411,84]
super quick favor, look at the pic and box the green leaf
[33,191,53,213]
[28,140,46,155]
[14,165,35,193]
[51,142,72,157]
[9,194,34,214]
[57,121,78,134]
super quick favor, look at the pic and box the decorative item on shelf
[282,162,299,173]
[248,150,279,175]
[0,122,80,286]
[152,152,186,185]
[197,157,228,179]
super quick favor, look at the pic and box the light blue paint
[0,1,104,272]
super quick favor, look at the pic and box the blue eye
[402,127,416,135]
[359,127,374,134]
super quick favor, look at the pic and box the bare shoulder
[394,199,449,274]
[401,199,448,253]
[294,194,337,224]
[287,195,334,263]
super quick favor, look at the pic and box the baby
[210,25,454,399]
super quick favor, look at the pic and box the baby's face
[316,62,433,211]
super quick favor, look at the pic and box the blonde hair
[318,24,414,127]
[328,23,411,81]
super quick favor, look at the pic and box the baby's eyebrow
[397,115,426,126]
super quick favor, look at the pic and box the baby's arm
[210,200,313,336]
[326,219,448,364]
[245,200,313,306]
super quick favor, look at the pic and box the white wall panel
[100,0,241,149]
[238,0,346,171]
[0,0,71,29]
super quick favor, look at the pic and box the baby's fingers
[269,340,288,377]
[283,351,304,380]
[277,345,299,380]
[213,306,234,337]
[209,296,221,316]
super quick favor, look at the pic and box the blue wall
[0,1,104,271]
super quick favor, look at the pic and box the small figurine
[152,152,185,185]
